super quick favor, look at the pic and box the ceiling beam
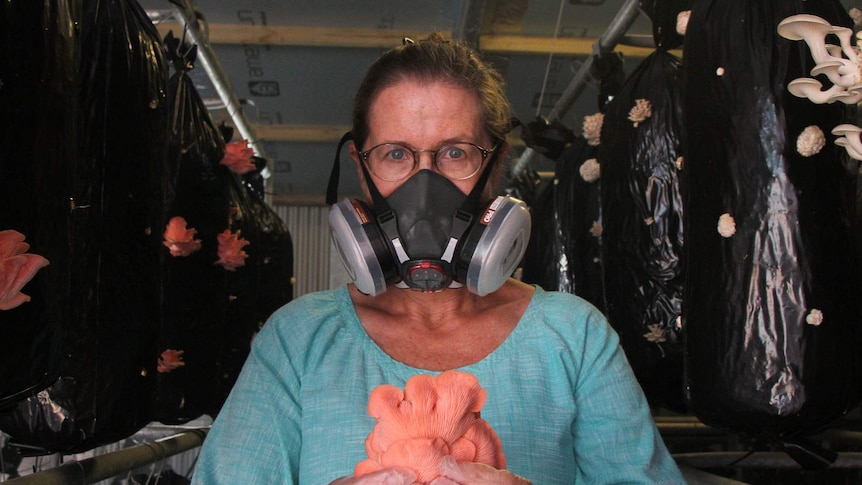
[153,22,667,57]
[479,34,668,57]
[241,124,525,146]
[253,124,351,143]
[154,23,450,49]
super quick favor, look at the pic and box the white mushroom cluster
[676,10,691,36]
[579,158,601,183]
[778,14,862,104]
[717,213,736,238]
[582,112,604,146]
[796,125,826,157]
[806,309,824,326]
[628,99,652,127]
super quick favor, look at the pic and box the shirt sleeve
[191,310,303,485]
[570,310,684,484]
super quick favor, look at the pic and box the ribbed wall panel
[275,204,331,298]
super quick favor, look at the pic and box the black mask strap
[341,138,402,251]
[447,138,505,239]
[325,132,355,205]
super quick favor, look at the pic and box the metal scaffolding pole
[510,0,642,177]
[167,0,271,181]
[673,451,862,470]
[4,429,208,485]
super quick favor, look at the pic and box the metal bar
[673,451,862,469]
[454,0,486,48]
[656,421,725,436]
[677,465,750,485]
[4,429,208,484]
[167,1,271,181]
[815,428,862,446]
[511,0,642,177]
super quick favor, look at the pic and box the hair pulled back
[351,33,512,151]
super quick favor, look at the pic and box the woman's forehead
[366,80,486,143]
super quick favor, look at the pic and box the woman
[192,34,683,484]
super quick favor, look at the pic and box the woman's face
[351,79,497,199]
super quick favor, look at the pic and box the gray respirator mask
[326,132,531,296]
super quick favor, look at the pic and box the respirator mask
[325,132,531,297]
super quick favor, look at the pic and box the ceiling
[136,0,662,204]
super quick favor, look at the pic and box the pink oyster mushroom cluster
[158,349,186,373]
[219,140,257,175]
[1,230,49,311]
[162,216,250,271]
[162,216,202,257]
[355,370,506,484]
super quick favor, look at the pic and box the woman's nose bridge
[414,149,436,170]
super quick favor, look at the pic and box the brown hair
[351,33,512,151]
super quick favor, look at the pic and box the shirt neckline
[336,284,543,375]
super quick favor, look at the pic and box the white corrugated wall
[274,204,333,299]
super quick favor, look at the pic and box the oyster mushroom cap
[831,124,862,137]
[810,59,844,77]
[834,137,862,160]
[777,14,832,41]
[833,124,862,160]
[787,78,846,103]
[828,25,857,59]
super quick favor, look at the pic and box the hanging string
[535,0,567,117]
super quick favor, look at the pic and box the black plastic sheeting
[0,0,170,452]
[521,139,606,311]
[216,158,294,417]
[519,52,625,311]
[153,33,293,423]
[682,0,862,466]
[599,3,687,412]
[0,0,76,410]
[151,30,231,425]
[0,1,294,454]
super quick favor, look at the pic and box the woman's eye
[441,146,465,160]
[386,147,408,161]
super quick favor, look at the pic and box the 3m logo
[481,197,505,224]
[248,81,280,96]
[350,200,370,225]
[482,208,496,224]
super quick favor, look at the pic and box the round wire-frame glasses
[358,141,496,182]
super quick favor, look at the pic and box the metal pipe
[168,1,271,180]
[815,428,862,446]
[656,421,725,436]
[673,451,862,469]
[4,429,208,484]
[511,0,641,177]
[677,465,750,485]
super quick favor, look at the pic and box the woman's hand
[329,468,417,485]
[429,456,532,485]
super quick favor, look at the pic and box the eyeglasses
[358,142,496,182]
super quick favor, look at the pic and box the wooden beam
[154,22,449,48]
[153,22,671,57]
[479,34,675,57]
[243,124,526,146]
[252,124,351,143]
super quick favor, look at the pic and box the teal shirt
[192,285,684,484]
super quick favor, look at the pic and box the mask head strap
[332,135,402,258]
[325,132,355,206]
[446,138,504,239]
